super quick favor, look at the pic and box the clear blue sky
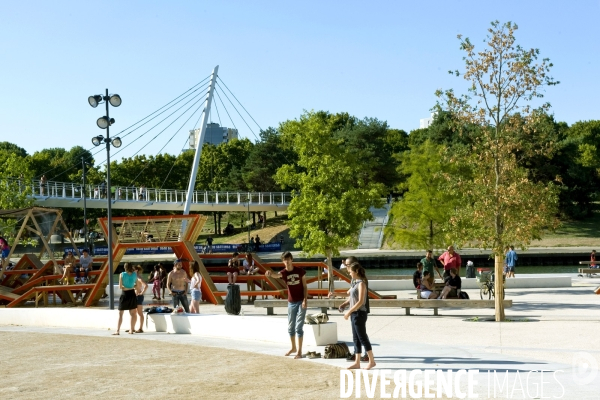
[1,0,598,162]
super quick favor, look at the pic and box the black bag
[225,284,241,315]
[324,342,351,359]
[459,291,470,299]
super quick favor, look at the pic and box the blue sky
[1,0,598,163]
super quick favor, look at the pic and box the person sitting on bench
[76,249,93,283]
[227,252,241,285]
[413,262,423,289]
[420,271,438,299]
[440,268,461,299]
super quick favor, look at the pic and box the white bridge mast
[183,65,219,216]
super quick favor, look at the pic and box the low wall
[0,308,337,347]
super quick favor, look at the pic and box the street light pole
[104,88,116,310]
[89,89,122,310]
[81,157,88,252]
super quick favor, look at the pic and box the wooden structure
[96,214,225,305]
[0,207,90,307]
[254,298,513,316]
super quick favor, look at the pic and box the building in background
[419,113,436,129]
[189,123,239,149]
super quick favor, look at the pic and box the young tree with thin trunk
[387,140,460,251]
[436,21,560,321]
[275,111,384,292]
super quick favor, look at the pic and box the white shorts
[421,290,432,298]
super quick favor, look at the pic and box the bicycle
[477,271,505,299]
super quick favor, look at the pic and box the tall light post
[81,157,93,252]
[89,89,122,310]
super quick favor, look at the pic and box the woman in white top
[189,261,202,314]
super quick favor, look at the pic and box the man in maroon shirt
[438,245,462,278]
[265,251,308,359]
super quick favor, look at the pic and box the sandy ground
[0,331,349,400]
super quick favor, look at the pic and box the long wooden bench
[578,268,599,277]
[254,298,513,316]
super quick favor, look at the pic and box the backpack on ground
[459,291,470,299]
[324,342,351,359]
[225,284,241,315]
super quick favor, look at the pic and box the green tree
[436,21,560,321]
[242,128,296,192]
[0,142,28,158]
[387,141,461,250]
[0,151,34,240]
[275,111,384,287]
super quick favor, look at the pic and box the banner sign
[65,242,281,255]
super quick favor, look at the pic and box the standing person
[139,185,146,201]
[338,262,376,370]
[151,265,162,300]
[159,263,167,299]
[505,245,518,278]
[421,250,442,280]
[40,175,47,195]
[114,263,137,335]
[249,236,255,251]
[76,249,93,283]
[226,252,240,285]
[438,245,462,278]
[242,253,259,302]
[167,259,190,313]
[133,265,148,333]
[189,261,203,314]
[205,235,214,254]
[254,235,261,252]
[0,237,10,266]
[265,251,308,359]
[591,250,597,268]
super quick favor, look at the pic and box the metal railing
[8,178,292,206]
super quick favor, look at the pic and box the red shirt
[280,266,306,303]
[438,251,462,271]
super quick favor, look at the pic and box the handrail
[7,178,292,206]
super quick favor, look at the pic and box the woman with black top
[113,263,137,335]
[338,262,376,370]
[440,267,461,299]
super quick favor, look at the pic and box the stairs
[358,204,390,249]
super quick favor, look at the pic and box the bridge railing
[9,178,292,206]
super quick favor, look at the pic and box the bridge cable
[41,77,211,181]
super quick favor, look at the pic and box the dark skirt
[119,289,137,310]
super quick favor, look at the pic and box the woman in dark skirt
[113,263,137,335]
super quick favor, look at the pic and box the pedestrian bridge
[19,179,291,212]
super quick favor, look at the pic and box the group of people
[60,249,94,285]
[113,259,204,335]
[226,252,260,301]
[265,253,376,370]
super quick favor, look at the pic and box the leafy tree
[0,142,28,158]
[275,111,384,288]
[436,21,560,321]
[242,128,296,192]
[336,118,408,192]
[387,141,461,250]
[568,120,600,175]
[0,150,34,239]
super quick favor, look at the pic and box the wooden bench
[578,268,599,278]
[254,298,513,316]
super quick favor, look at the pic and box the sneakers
[346,353,369,362]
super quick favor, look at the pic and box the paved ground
[2,274,599,398]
